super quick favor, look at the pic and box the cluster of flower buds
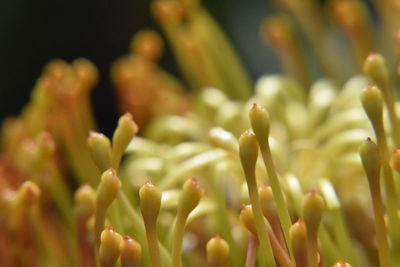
[2,0,400,266]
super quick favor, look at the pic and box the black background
[0,0,280,135]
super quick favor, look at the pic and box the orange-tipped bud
[239,205,257,236]
[73,58,99,89]
[120,236,142,267]
[130,29,164,62]
[14,181,41,208]
[290,219,308,267]
[99,226,123,267]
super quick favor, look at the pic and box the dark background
[0,0,280,135]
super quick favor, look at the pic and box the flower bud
[73,58,99,89]
[178,178,203,217]
[332,260,352,267]
[130,29,164,62]
[99,226,123,267]
[259,185,277,221]
[363,53,388,90]
[112,113,139,166]
[120,236,142,267]
[14,181,41,208]
[303,190,325,236]
[239,131,259,178]
[88,132,112,172]
[96,169,121,210]
[206,236,229,267]
[360,85,383,127]
[239,205,256,236]
[139,182,161,222]
[75,184,96,218]
[290,219,308,267]
[249,104,270,144]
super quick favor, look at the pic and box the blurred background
[0,0,281,134]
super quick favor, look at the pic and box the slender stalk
[250,104,293,260]
[239,131,276,267]
[246,235,258,267]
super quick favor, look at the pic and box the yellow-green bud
[112,113,138,164]
[359,138,381,187]
[14,181,41,208]
[363,53,388,90]
[88,131,112,172]
[120,236,142,267]
[96,169,121,210]
[139,182,161,222]
[99,226,123,267]
[206,236,230,267]
[259,185,277,220]
[360,85,383,127]
[239,131,259,178]
[249,103,270,143]
[303,190,325,236]
[178,178,203,217]
[75,184,96,218]
[239,205,257,236]
[332,260,353,267]
[290,219,308,267]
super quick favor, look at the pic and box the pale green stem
[373,117,400,265]
[246,168,276,267]
[259,143,293,260]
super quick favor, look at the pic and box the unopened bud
[239,205,257,236]
[15,181,41,208]
[99,226,123,267]
[112,113,139,167]
[290,219,308,267]
[239,131,259,179]
[139,182,161,223]
[249,104,270,144]
[75,184,96,218]
[97,169,121,210]
[332,260,353,267]
[363,53,388,90]
[206,236,229,267]
[88,132,112,172]
[178,178,203,217]
[120,236,142,267]
[360,85,383,127]
[303,190,325,236]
